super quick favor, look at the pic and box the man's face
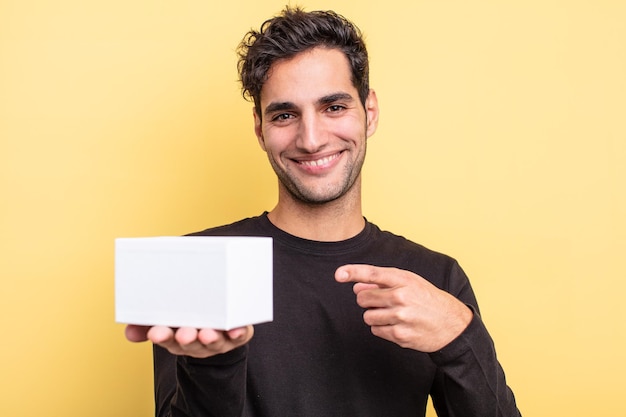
[254,47,379,205]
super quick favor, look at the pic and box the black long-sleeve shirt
[154,213,521,416]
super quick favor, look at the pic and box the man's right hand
[125,324,254,358]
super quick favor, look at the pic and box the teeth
[300,153,338,167]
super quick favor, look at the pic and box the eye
[271,113,294,122]
[326,104,346,113]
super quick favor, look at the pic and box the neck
[267,182,365,242]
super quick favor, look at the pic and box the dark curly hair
[237,6,370,117]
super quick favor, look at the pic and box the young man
[126,7,521,416]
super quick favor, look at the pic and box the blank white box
[115,236,273,330]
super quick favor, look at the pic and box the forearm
[154,345,248,417]
[429,308,521,417]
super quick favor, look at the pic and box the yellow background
[1,0,625,415]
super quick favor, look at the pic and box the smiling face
[254,47,379,207]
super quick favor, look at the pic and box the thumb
[353,282,380,294]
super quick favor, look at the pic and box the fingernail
[336,269,349,281]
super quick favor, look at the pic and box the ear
[364,89,379,138]
[253,107,266,151]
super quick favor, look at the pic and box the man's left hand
[335,264,472,353]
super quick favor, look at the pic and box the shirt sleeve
[153,344,248,417]
[428,261,521,417]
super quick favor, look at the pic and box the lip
[291,151,343,172]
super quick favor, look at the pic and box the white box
[115,236,273,330]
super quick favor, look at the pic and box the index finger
[335,264,406,287]
[125,324,151,342]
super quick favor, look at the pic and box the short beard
[270,147,366,206]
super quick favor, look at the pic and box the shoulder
[368,222,456,266]
[186,214,269,237]
[366,222,471,293]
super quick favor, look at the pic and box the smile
[297,152,341,167]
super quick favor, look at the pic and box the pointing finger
[335,264,405,288]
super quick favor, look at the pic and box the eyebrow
[264,101,295,117]
[317,92,354,106]
[263,92,356,117]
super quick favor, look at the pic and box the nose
[296,111,326,153]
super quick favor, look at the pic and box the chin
[290,182,356,205]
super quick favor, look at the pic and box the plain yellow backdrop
[1,0,625,415]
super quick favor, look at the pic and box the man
[126,7,521,416]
